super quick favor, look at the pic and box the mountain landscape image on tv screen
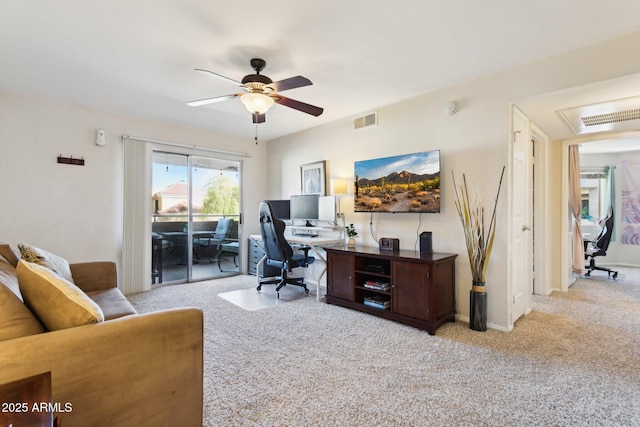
[354,150,440,213]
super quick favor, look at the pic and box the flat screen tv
[354,150,440,213]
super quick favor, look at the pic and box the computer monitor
[290,195,319,221]
[265,199,290,220]
[318,196,336,222]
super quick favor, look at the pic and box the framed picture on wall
[300,160,326,195]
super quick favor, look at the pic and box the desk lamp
[330,178,349,226]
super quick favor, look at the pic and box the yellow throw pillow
[0,256,45,341]
[17,260,104,331]
[0,243,20,268]
[18,243,74,283]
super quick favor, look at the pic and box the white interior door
[510,106,533,325]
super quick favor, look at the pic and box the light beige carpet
[128,268,640,426]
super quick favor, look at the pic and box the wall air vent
[353,111,378,131]
[558,96,640,135]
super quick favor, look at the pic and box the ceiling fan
[187,58,324,124]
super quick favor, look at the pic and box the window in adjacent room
[580,167,607,221]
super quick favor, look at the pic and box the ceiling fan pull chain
[254,123,259,145]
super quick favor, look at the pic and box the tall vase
[469,281,487,331]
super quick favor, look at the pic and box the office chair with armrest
[257,201,314,298]
[194,218,233,264]
[584,206,618,279]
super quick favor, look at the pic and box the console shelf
[325,245,457,335]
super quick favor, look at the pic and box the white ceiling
[516,72,640,154]
[2,1,640,141]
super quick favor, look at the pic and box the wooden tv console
[325,246,457,335]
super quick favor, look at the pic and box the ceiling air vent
[353,111,378,131]
[581,108,640,127]
[558,96,640,135]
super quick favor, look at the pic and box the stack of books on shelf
[363,280,390,291]
[363,295,391,310]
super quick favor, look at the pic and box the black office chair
[584,206,618,279]
[257,201,314,298]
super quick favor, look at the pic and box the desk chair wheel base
[585,269,618,279]
[257,276,309,298]
[584,256,619,279]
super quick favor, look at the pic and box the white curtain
[569,146,584,274]
[122,137,152,294]
[620,161,640,245]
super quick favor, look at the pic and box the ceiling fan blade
[252,113,266,124]
[194,69,247,89]
[186,94,239,107]
[266,76,312,93]
[274,95,324,117]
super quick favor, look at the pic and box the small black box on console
[379,237,399,252]
[419,231,433,254]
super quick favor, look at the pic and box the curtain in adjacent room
[619,160,640,245]
[604,165,616,242]
[569,145,584,274]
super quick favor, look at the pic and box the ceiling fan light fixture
[240,93,274,115]
[189,59,322,123]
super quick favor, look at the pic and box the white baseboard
[454,314,512,332]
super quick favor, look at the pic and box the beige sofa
[0,243,203,426]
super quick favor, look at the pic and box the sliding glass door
[151,151,240,284]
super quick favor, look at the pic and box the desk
[250,234,344,301]
[287,234,344,300]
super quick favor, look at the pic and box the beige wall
[0,91,267,273]
[547,141,564,291]
[266,31,640,330]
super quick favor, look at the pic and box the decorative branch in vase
[452,166,505,331]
